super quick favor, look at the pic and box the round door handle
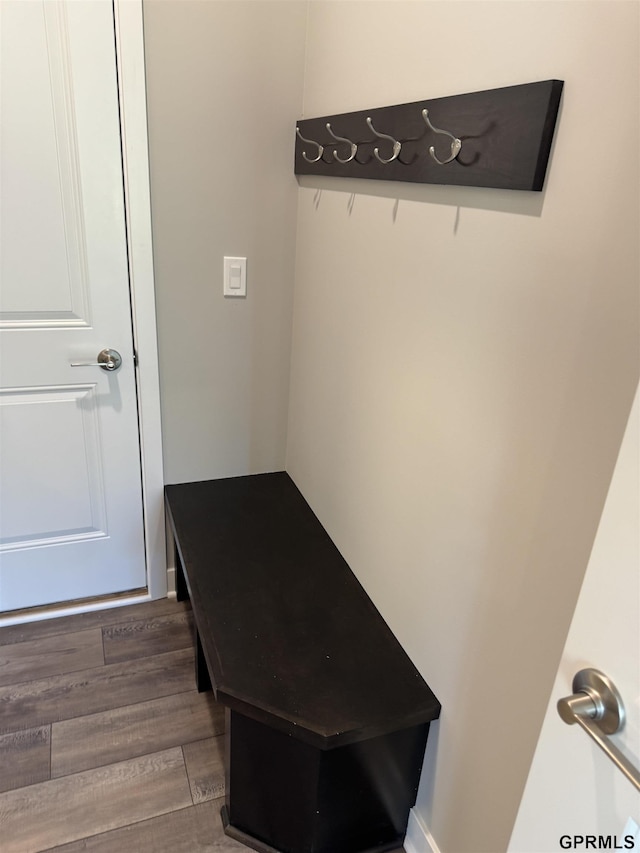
[70,349,123,371]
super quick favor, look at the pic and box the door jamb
[113,0,166,602]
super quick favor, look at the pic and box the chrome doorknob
[557,668,640,792]
[70,348,123,371]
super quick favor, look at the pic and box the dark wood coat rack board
[165,473,441,853]
[294,79,564,191]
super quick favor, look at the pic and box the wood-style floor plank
[0,628,104,687]
[51,690,225,778]
[102,611,193,664]
[0,647,194,735]
[0,599,190,648]
[183,735,226,804]
[0,747,193,853]
[44,799,247,852]
[0,725,50,793]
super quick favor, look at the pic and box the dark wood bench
[165,472,440,853]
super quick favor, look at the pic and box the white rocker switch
[224,257,247,297]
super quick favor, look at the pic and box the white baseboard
[404,808,442,853]
[0,591,153,628]
[166,565,176,597]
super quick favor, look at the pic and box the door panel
[0,386,107,547]
[1,2,91,329]
[509,388,640,850]
[0,0,146,612]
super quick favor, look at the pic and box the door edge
[113,0,166,601]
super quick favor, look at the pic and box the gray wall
[286,3,639,851]
[143,0,307,484]
[144,2,639,851]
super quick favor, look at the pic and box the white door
[509,386,640,851]
[0,0,147,612]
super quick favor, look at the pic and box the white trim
[0,592,154,628]
[164,508,177,598]
[113,0,166,601]
[404,808,442,853]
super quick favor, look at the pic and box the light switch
[223,256,247,297]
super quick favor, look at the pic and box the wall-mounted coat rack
[294,80,563,192]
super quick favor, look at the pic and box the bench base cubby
[222,709,429,853]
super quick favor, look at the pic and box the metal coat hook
[296,127,324,163]
[366,117,401,164]
[326,123,357,164]
[421,109,462,165]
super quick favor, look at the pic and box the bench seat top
[165,472,440,749]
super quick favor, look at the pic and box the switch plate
[224,256,247,297]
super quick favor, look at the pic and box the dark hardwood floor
[0,598,406,853]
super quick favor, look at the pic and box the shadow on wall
[298,173,546,222]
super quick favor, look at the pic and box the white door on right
[509,387,640,851]
[0,0,147,614]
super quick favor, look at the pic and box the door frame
[0,0,165,627]
[114,0,165,602]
